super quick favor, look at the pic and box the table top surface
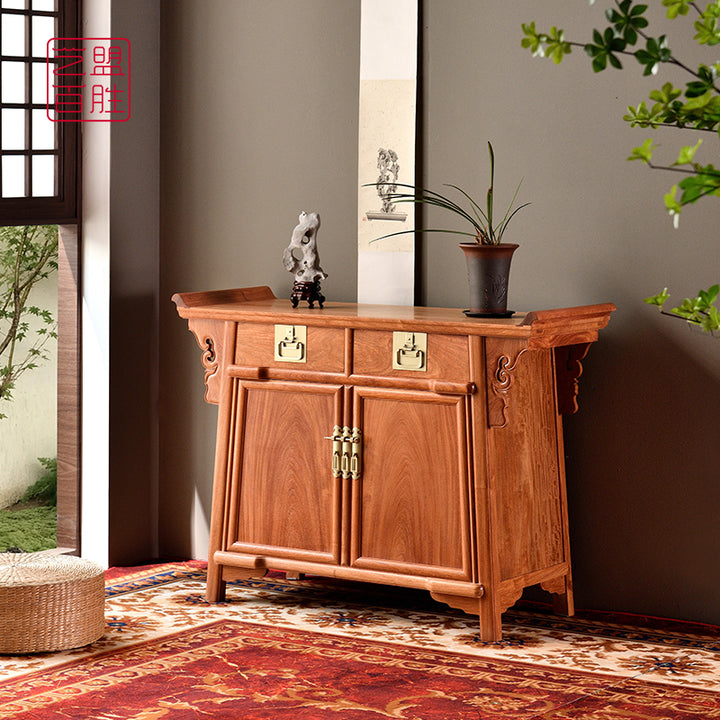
[173,287,616,344]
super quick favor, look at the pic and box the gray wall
[109,0,160,564]
[158,0,361,558]
[158,1,720,623]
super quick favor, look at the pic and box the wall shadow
[561,320,720,622]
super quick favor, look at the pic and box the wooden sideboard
[173,286,614,641]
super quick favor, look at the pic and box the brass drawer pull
[274,325,307,363]
[392,331,427,372]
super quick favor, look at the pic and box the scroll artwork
[357,0,418,306]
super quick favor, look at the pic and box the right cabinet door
[350,386,474,582]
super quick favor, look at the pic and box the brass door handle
[326,426,361,480]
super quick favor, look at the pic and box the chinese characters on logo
[47,38,131,122]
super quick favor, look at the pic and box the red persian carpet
[1,562,719,719]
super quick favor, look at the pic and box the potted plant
[368,142,529,316]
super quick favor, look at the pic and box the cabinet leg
[542,575,575,617]
[206,562,227,602]
[430,592,502,642]
[285,571,306,580]
[477,599,503,642]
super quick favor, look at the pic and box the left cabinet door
[224,380,344,565]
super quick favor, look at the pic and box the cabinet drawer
[352,330,470,381]
[235,324,345,372]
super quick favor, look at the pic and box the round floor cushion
[0,553,105,654]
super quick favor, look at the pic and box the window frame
[0,0,82,552]
[0,0,80,225]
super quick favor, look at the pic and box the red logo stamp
[47,37,131,122]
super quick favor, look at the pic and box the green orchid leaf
[365,145,527,247]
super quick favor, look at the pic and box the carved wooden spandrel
[554,343,591,416]
[187,318,225,404]
[542,575,575,616]
[485,338,529,428]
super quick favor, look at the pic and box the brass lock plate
[274,324,307,363]
[392,331,427,372]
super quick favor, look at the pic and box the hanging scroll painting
[357,0,418,305]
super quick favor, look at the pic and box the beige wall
[0,276,57,509]
[158,1,720,623]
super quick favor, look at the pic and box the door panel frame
[350,385,473,581]
[225,379,344,565]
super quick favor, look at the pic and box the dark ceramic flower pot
[459,242,518,317]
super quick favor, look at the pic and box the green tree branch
[0,226,59,418]
[522,0,720,335]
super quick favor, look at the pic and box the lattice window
[0,0,78,225]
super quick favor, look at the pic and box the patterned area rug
[1,562,719,718]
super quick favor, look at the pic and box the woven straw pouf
[0,552,105,654]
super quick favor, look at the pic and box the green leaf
[685,64,718,98]
[664,185,682,227]
[702,284,720,304]
[701,306,720,332]
[694,7,720,46]
[648,81,682,105]
[677,167,720,205]
[624,100,667,127]
[607,1,648,45]
[634,35,671,76]
[628,138,658,162]
[660,284,720,333]
[683,90,714,111]
[546,26,573,64]
[644,288,670,307]
[585,27,627,72]
[662,0,692,18]
[674,139,702,165]
[521,21,546,57]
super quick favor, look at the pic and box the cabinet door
[226,380,343,565]
[350,387,473,581]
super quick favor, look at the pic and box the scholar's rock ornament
[283,211,327,308]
